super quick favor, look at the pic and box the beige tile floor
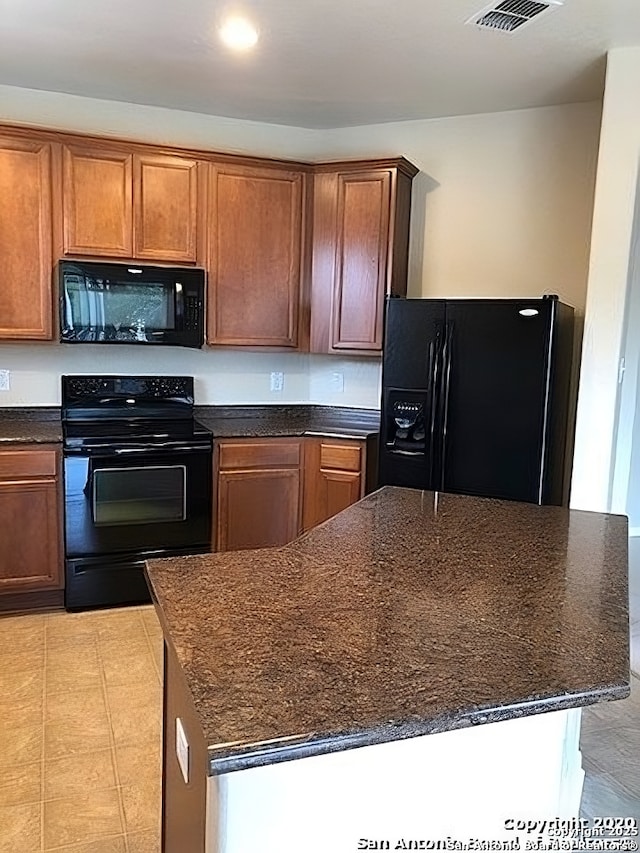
[580,673,640,818]
[580,537,640,817]
[629,537,640,679]
[0,605,163,853]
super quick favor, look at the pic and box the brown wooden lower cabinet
[0,445,64,607]
[215,439,303,552]
[302,438,365,532]
[215,436,371,552]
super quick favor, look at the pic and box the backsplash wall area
[0,344,382,409]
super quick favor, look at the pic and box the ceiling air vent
[467,0,563,33]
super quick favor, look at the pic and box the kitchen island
[145,487,630,853]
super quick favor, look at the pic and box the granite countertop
[0,405,379,444]
[0,408,63,443]
[145,486,630,776]
[194,404,379,439]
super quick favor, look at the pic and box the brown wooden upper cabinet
[134,154,199,262]
[0,132,53,340]
[62,142,200,262]
[207,163,306,347]
[310,158,418,355]
[0,120,420,348]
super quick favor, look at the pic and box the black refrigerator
[378,295,574,505]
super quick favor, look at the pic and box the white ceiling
[1,0,639,129]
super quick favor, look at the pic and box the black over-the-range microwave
[59,260,205,348]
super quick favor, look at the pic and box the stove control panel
[63,375,194,402]
[61,376,196,422]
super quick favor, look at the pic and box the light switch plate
[0,370,10,392]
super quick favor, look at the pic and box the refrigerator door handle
[439,322,454,490]
[427,332,441,484]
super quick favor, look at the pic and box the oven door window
[92,464,186,526]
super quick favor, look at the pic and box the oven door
[64,443,212,559]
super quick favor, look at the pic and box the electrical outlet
[270,371,284,392]
[175,717,190,785]
[0,370,10,392]
[330,371,344,393]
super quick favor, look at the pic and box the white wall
[610,169,640,530]
[0,344,382,409]
[571,48,640,513]
[0,86,601,411]
[319,102,602,313]
[0,84,319,161]
[626,365,640,532]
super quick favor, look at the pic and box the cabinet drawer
[218,441,301,470]
[0,448,58,479]
[320,443,361,472]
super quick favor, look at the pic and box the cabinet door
[303,439,364,531]
[0,448,62,592]
[63,144,133,256]
[208,164,303,346]
[216,439,302,552]
[134,154,199,262]
[316,470,361,528]
[310,160,416,355]
[0,135,53,339]
[332,170,391,351]
[217,468,301,552]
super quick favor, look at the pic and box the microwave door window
[63,286,73,332]
[87,285,99,334]
[64,273,92,339]
[63,271,176,342]
[97,291,106,332]
[63,274,107,341]
[102,280,175,342]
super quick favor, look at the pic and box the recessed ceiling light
[219,16,259,51]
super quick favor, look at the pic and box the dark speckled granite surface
[194,404,379,438]
[0,408,63,443]
[145,486,630,777]
[0,405,379,444]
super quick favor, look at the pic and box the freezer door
[440,299,554,504]
[379,298,446,489]
[381,298,446,389]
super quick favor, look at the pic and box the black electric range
[61,375,213,611]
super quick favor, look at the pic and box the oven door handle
[112,444,211,454]
[114,447,160,454]
[63,442,213,456]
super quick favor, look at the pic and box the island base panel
[203,708,584,853]
[163,639,210,853]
